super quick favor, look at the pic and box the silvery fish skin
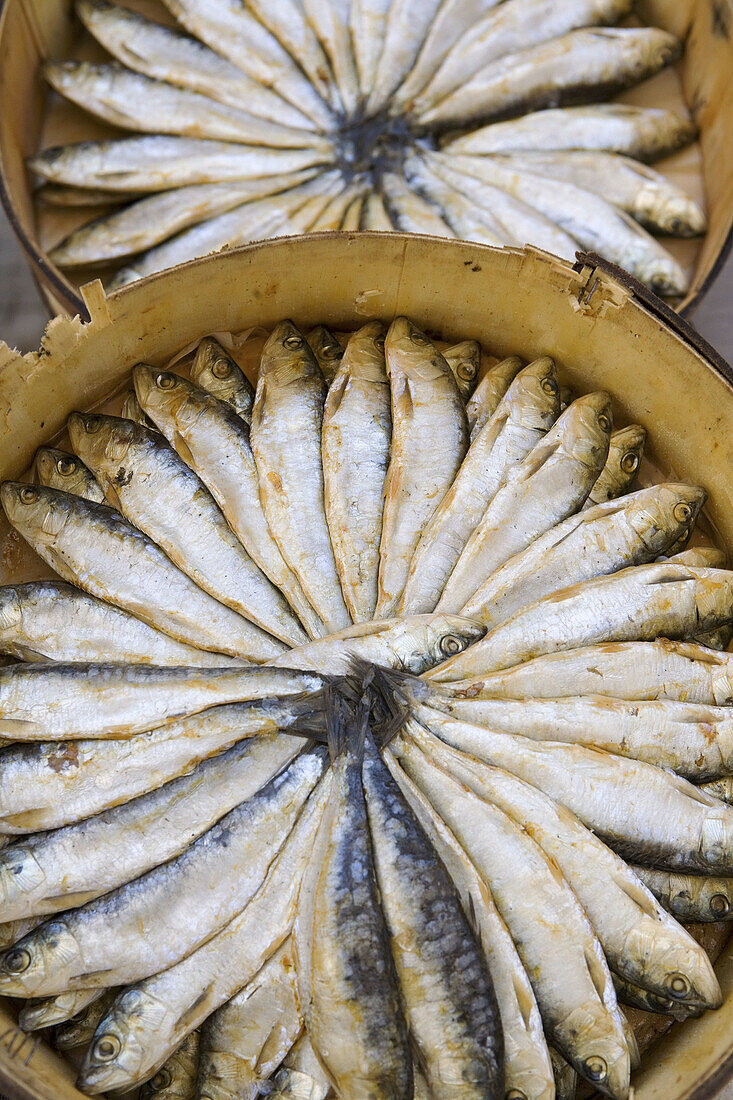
[265,1032,332,1098]
[394,730,630,1100]
[190,337,255,423]
[377,317,468,616]
[489,153,706,237]
[134,367,323,639]
[366,0,444,113]
[421,27,682,128]
[444,340,481,401]
[33,448,104,503]
[440,639,733,705]
[140,1028,200,1099]
[0,483,283,662]
[69,411,305,648]
[431,150,688,296]
[295,702,412,1099]
[303,0,360,115]
[665,547,727,569]
[78,775,331,1094]
[409,700,733,874]
[76,0,316,130]
[437,392,612,614]
[108,171,343,289]
[44,62,328,151]
[380,172,457,236]
[160,0,334,130]
[0,734,303,921]
[0,749,326,997]
[583,425,646,507]
[466,356,524,440]
[37,182,136,206]
[632,867,733,924]
[443,105,698,161]
[19,988,104,1031]
[350,0,392,103]
[195,941,301,1099]
[251,321,351,633]
[0,696,317,835]
[341,194,364,229]
[611,972,698,1022]
[384,753,554,1100]
[403,160,509,246]
[0,581,244,667]
[307,325,345,385]
[50,176,317,267]
[308,182,367,231]
[462,483,705,627]
[0,662,321,741]
[321,321,390,621]
[360,191,394,230]
[412,0,633,115]
[407,722,721,1011]
[701,777,733,804]
[400,356,560,615]
[55,990,116,1051]
[430,564,733,680]
[362,737,504,1098]
[29,137,330,193]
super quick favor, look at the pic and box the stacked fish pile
[0,317,733,1100]
[30,0,707,296]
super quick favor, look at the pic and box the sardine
[665,547,727,569]
[583,425,646,507]
[443,101,697,164]
[350,0,392,104]
[69,411,305,648]
[402,159,509,246]
[55,990,116,1052]
[37,183,137,206]
[363,736,504,1097]
[308,182,365,230]
[0,483,284,661]
[321,321,390,621]
[190,337,254,423]
[33,447,104,503]
[430,563,733,679]
[377,317,468,616]
[295,695,412,1098]
[76,0,316,130]
[140,1029,200,1099]
[413,0,633,115]
[77,772,331,1093]
[360,191,394,230]
[0,580,243,667]
[462,483,705,627]
[44,62,328,150]
[30,137,330,193]
[400,356,560,615]
[632,867,733,924]
[701,777,733,804]
[380,171,456,236]
[437,392,612,614]
[611,972,698,1022]
[265,1032,332,1098]
[0,749,326,996]
[19,988,105,1031]
[120,392,160,433]
[421,27,682,128]
[466,356,524,439]
[394,730,630,1099]
[195,942,301,1099]
[366,0,444,114]
[307,326,345,385]
[444,339,481,401]
[303,0,360,115]
[0,734,303,921]
[250,321,351,632]
[551,1050,578,1100]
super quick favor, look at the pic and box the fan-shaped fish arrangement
[30,0,706,297]
[0,316,732,1100]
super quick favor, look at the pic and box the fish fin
[278,688,329,743]
[391,373,414,420]
[0,719,42,736]
[358,662,426,748]
[518,439,561,478]
[323,683,360,762]
[324,372,349,418]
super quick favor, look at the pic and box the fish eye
[583,1057,608,1082]
[440,634,463,657]
[409,331,430,346]
[374,335,385,350]
[541,377,558,395]
[283,335,304,350]
[710,893,731,917]
[148,1068,172,1092]
[155,373,177,390]
[82,416,102,434]
[55,457,77,476]
[665,972,691,999]
[211,360,232,380]
[93,1034,122,1062]
[458,362,477,381]
[620,451,640,474]
[506,1091,528,1100]
[673,502,693,524]
[322,343,344,360]
[4,947,31,973]
[18,487,39,505]
[597,413,612,432]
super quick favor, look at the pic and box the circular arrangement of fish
[0,317,733,1100]
[32,0,707,298]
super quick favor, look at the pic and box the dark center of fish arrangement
[0,315,732,1100]
[32,0,705,298]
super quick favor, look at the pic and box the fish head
[260,321,319,383]
[33,447,86,496]
[0,844,44,906]
[562,1001,630,1100]
[635,483,706,552]
[133,365,205,433]
[0,482,73,542]
[558,392,613,469]
[623,922,722,1013]
[448,340,481,385]
[649,195,707,238]
[643,27,684,68]
[190,338,253,411]
[309,325,345,368]
[506,356,560,429]
[394,614,486,673]
[0,920,81,996]
[55,1003,101,1050]
[78,989,170,1093]
[68,411,149,482]
[0,586,23,637]
[385,317,447,383]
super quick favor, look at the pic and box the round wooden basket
[0,0,733,319]
[0,233,732,1098]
